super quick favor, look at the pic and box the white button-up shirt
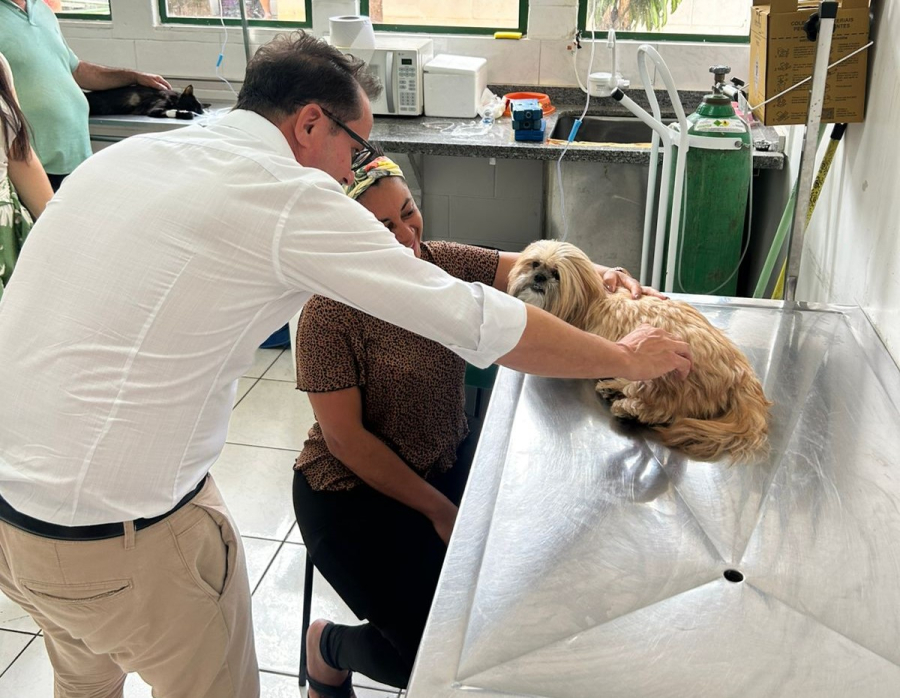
[0,110,526,526]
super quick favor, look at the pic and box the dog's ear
[507,253,530,298]
[551,244,604,329]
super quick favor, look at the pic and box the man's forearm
[72,62,139,91]
[496,304,692,381]
[497,305,631,378]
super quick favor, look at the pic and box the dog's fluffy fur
[509,240,772,462]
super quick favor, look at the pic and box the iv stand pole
[784,1,838,302]
[236,0,253,65]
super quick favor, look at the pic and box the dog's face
[508,240,606,330]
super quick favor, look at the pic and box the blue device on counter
[514,120,546,141]
[510,99,546,143]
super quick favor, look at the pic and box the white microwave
[334,37,434,116]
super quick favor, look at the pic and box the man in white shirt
[0,32,691,698]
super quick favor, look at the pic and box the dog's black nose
[534,273,546,284]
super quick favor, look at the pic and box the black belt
[0,477,207,542]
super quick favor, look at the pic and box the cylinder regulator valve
[710,65,731,95]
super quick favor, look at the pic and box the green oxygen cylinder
[666,94,752,296]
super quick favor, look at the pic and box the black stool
[299,550,314,688]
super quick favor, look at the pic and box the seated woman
[293,156,658,698]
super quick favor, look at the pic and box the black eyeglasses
[320,107,377,171]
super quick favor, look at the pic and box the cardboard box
[749,0,870,126]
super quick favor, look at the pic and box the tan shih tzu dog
[509,240,772,462]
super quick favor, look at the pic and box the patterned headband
[345,156,405,201]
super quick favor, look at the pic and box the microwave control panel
[397,52,420,114]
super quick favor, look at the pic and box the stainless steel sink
[550,115,657,144]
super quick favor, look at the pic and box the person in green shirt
[0,0,170,190]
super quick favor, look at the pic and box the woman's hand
[600,266,667,300]
[430,501,459,546]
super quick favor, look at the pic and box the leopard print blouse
[294,241,500,492]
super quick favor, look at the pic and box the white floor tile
[0,594,40,634]
[243,537,283,590]
[355,686,401,698]
[261,350,296,383]
[227,379,316,451]
[124,671,153,697]
[286,523,303,544]
[252,542,357,676]
[261,670,304,696]
[0,636,52,695]
[0,630,33,676]
[245,348,284,379]
[235,377,258,405]
[210,443,298,540]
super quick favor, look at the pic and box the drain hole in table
[723,569,744,583]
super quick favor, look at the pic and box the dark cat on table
[86,84,208,120]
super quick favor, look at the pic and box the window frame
[157,0,312,28]
[577,0,750,44]
[55,0,112,21]
[360,0,528,36]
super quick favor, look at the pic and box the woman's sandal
[308,671,354,698]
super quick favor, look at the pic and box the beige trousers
[0,475,260,698]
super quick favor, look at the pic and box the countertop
[89,88,784,170]
[407,297,900,698]
[369,107,784,169]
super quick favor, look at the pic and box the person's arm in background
[72,62,171,92]
[8,151,52,219]
[309,388,458,544]
[0,53,52,218]
[492,250,665,299]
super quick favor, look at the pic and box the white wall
[59,0,751,92]
[797,0,900,361]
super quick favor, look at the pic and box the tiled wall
[382,152,543,252]
[420,156,544,251]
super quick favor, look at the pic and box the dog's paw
[596,378,627,401]
[610,399,642,423]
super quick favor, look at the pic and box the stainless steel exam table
[407,298,900,698]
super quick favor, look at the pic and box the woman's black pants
[292,431,477,689]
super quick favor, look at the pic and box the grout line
[223,441,301,453]
[0,627,39,637]
[0,634,38,680]
[257,347,285,375]
[260,668,301,678]
[233,347,286,406]
[241,533,290,544]
[256,376,296,384]
[232,375,263,409]
[249,538,303,597]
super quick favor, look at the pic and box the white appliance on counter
[423,54,488,118]
[332,37,433,116]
